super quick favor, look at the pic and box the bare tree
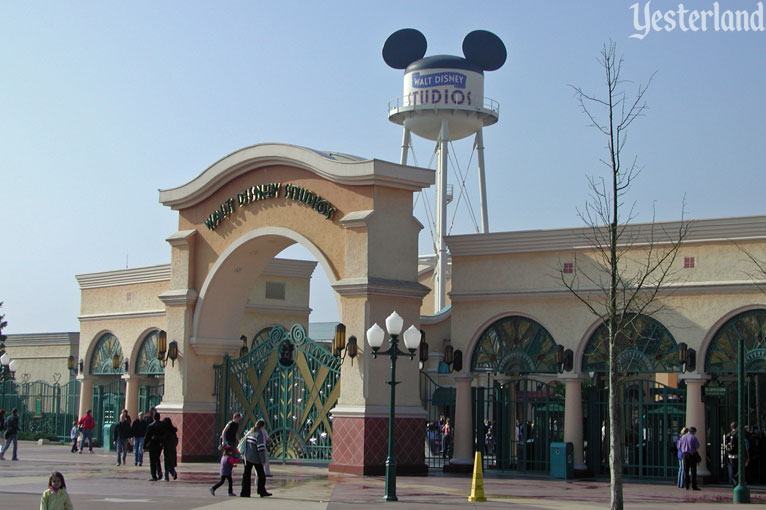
[560,42,687,510]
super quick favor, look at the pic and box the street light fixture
[554,345,574,373]
[333,323,358,365]
[367,311,421,502]
[677,342,696,373]
[239,335,248,358]
[156,330,178,367]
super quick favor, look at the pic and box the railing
[0,379,80,442]
[388,95,500,117]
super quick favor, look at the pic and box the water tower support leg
[435,120,449,313]
[475,129,489,234]
[400,127,411,166]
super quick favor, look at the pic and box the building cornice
[261,258,317,279]
[244,303,312,315]
[5,332,79,346]
[76,265,171,289]
[158,289,198,307]
[449,279,766,302]
[158,143,434,210]
[78,310,166,322]
[446,215,766,257]
[333,277,431,299]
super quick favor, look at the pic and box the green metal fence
[0,379,80,442]
[585,378,685,479]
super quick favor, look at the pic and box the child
[69,421,79,453]
[209,445,239,496]
[40,471,74,510]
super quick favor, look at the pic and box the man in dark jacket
[144,412,164,481]
[0,408,20,461]
[240,419,271,498]
[114,411,132,466]
[131,414,148,466]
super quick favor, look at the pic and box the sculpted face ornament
[279,339,295,367]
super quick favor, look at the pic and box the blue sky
[2,1,765,333]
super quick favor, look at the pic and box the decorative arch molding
[90,332,124,375]
[698,304,766,366]
[191,226,339,356]
[704,308,766,374]
[582,314,681,374]
[135,330,165,376]
[159,143,434,210]
[470,315,560,374]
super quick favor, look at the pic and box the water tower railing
[387,95,500,117]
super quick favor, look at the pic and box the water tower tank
[385,29,505,141]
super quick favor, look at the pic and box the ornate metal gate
[474,377,565,473]
[93,379,125,445]
[216,324,340,461]
[585,378,685,479]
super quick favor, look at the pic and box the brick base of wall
[329,415,428,475]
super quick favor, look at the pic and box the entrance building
[59,142,766,480]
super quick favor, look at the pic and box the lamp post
[367,311,421,502]
[734,334,750,503]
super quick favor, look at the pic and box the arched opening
[463,316,563,473]
[135,330,165,413]
[703,308,766,484]
[580,314,685,479]
[89,332,126,445]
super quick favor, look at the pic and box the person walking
[725,421,750,486]
[441,418,452,459]
[676,427,688,488]
[0,408,20,461]
[239,420,271,498]
[678,426,701,491]
[144,412,164,481]
[115,410,132,466]
[76,409,95,453]
[162,417,178,481]
[40,471,74,510]
[220,412,242,449]
[131,413,147,466]
[69,421,79,453]
[210,444,239,496]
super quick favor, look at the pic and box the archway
[157,144,433,472]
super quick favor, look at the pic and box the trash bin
[550,442,574,479]
[103,423,116,452]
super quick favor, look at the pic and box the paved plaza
[1,441,765,509]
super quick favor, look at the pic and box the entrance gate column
[447,374,474,470]
[561,374,586,471]
[123,375,139,420]
[77,375,93,421]
[682,374,710,477]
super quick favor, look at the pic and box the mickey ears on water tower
[462,30,506,71]
[382,28,506,72]
[382,28,427,69]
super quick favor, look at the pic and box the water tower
[383,28,506,313]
